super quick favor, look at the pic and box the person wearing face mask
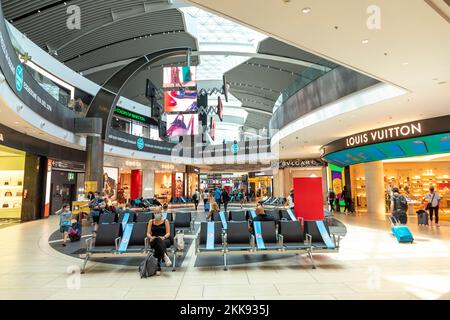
[146,207,172,275]
[56,203,72,247]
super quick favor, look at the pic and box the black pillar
[85,136,104,193]
[345,166,352,197]
[21,154,47,222]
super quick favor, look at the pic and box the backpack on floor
[68,222,81,242]
[139,253,159,278]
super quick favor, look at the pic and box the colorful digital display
[163,66,196,88]
[164,90,198,113]
[166,113,199,137]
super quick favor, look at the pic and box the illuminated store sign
[346,122,422,147]
[114,106,149,123]
[321,115,450,157]
[273,159,326,169]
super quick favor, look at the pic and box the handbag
[4,191,12,197]
[2,203,8,208]
[426,193,435,210]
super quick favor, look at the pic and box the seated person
[146,207,172,275]
[206,202,220,221]
[248,205,274,234]
[162,203,170,220]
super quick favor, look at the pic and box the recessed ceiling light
[402,62,409,65]
[14,122,19,124]
[361,39,369,44]
[301,7,311,14]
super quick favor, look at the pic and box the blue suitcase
[392,225,414,243]
[390,216,414,243]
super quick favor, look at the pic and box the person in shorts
[56,203,72,247]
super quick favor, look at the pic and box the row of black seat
[81,222,178,273]
[211,209,295,223]
[195,219,341,270]
[97,211,194,230]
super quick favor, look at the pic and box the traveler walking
[391,187,408,225]
[56,203,72,247]
[221,188,230,212]
[192,189,200,210]
[328,188,336,212]
[423,186,440,227]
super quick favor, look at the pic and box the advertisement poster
[103,167,118,200]
[164,90,198,113]
[166,113,199,137]
[175,173,184,198]
[328,164,346,211]
[163,66,196,88]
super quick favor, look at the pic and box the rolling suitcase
[416,209,429,226]
[389,216,414,243]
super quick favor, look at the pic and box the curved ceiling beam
[86,47,190,140]
[81,50,330,75]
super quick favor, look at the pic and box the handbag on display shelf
[4,181,9,186]
[18,180,23,186]
[2,203,9,208]
[4,191,12,197]
[16,191,23,197]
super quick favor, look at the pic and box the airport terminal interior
[0,0,450,301]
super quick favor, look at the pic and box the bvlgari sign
[321,115,450,157]
[346,122,422,147]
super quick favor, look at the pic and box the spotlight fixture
[301,7,311,14]
[361,39,369,44]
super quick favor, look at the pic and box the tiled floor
[1,207,450,300]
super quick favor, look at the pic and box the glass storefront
[154,172,173,203]
[350,156,450,215]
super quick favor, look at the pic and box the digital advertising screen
[163,66,196,88]
[164,89,198,113]
[166,113,199,137]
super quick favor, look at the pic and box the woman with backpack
[390,187,408,225]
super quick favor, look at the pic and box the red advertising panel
[130,170,142,200]
[293,177,324,220]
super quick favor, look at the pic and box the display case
[0,170,24,219]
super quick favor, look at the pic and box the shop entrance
[350,154,450,219]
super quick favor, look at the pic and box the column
[364,161,385,215]
[142,170,155,198]
[85,136,104,193]
[21,154,47,221]
[272,168,285,197]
